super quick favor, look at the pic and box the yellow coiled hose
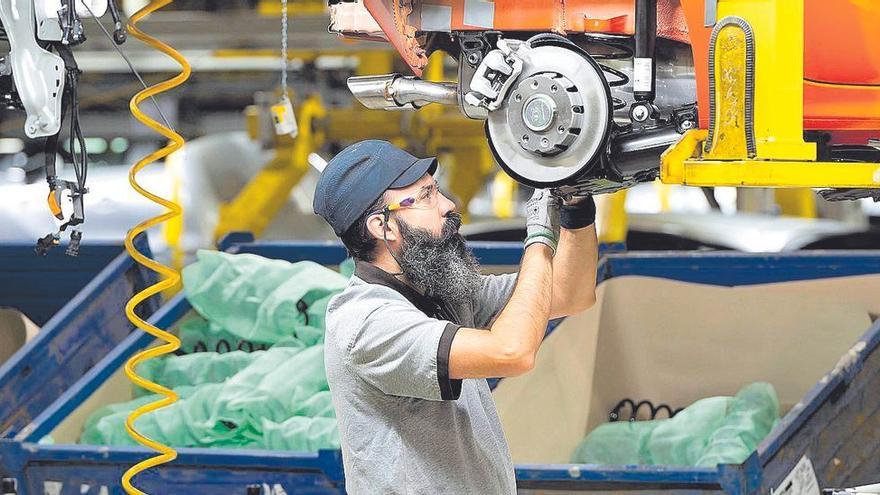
[121,1,190,493]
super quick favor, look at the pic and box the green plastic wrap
[338,257,356,278]
[135,350,267,396]
[80,346,332,449]
[182,250,347,344]
[695,382,780,466]
[80,386,199,446]
[571,383,779,466]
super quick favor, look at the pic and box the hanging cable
[81,1,174,131]
[271,0,298,137]
[280,0,288,97]
[118,1,190,493]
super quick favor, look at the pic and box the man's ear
[366,214,398,243]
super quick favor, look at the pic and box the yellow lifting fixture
[660,0,880,190]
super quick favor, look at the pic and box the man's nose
[439,192,457,216]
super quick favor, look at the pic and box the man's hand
[559,193,596,230]
[524,189,561,254]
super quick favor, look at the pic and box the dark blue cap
[313,140,438,236]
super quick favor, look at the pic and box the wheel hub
[486,36,612,187]
[508,73,584,156]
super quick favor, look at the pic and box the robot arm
[0,0,125,255]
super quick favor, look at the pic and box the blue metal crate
[2,236,879,495]
[0,234,160,441]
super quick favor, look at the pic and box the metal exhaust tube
[347,74,458,110]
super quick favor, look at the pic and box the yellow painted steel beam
[323,107,404,142]
[656,1,880,190]
[706,0,815,161]
[774,189,818,218]
[355,51,394,76]
[214,94,326,241]
[598,190,628,244]
[492,172,518,219]
[212,48,395,63]
[662,130,880,188]
[257,0,325,16]
[440,144,496,223]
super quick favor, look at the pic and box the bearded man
[313,140,598,494]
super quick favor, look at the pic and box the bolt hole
[514,94,522,102]
[531,80,539,89]
[521,135,529,143]
[550,85,558,92]
[557,125,566,134]
[572,106,584,114]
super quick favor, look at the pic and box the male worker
[313,140,598,494]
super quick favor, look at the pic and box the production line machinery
[331,0,880,199]
[3,0,880,258]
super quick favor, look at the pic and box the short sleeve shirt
[323,261,518,494]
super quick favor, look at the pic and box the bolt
[541,137,550,147]
[557,125,566,134]
[514,93,522,102]
[680,120,694,130]
[550,84,558,93]
[521,135,530,143]
[631,104,650,122]
[467,52,480,65]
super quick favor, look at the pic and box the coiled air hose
[121,1,190,493]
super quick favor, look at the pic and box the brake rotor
[486,35,613,188]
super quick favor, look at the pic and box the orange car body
[361,0,880,143]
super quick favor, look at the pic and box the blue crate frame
[0,239,133,326]
[2,237,880,495]
[0,234,160,441]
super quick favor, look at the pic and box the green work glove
[524,188,561,254]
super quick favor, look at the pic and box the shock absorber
[631,0,658,123]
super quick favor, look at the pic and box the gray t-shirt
[324,261,518,494]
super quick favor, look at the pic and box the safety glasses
[372,180,441,217]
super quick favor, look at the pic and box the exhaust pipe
[347,74,458,111]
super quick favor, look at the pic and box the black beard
[394,212,483,307]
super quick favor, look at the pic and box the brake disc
[486,35,613,188]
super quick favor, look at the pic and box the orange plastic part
[46,190,63,219]
[681,0,880,139]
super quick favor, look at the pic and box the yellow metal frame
[256,0,325,16]
[662,130,880,188]
[213,94,326,241]
[661,0,880,189]
[597,190,628,244]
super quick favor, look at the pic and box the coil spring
[609,398,683,422]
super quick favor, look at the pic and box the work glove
[524,188,561,255]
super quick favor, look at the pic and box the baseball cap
[313,140,438,236]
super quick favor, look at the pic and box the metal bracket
[704,0,718,27]
[0,0,66,138]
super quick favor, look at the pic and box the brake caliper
[464,39,527,111]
